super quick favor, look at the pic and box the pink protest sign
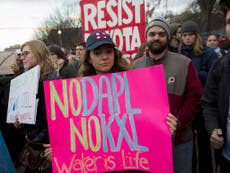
[44,65,173,173]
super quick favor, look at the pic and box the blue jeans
[173,140,193,173]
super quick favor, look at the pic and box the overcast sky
[157,0,192,15]
[0,0,191,51]
[0,0,79,51]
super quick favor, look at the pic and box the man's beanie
[145,17,170,38]
[181,20,200,33]
[170,23,181,36]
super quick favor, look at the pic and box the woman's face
[20,45,38,71]
[181,32,196,46]
[89,45,115,74]
[206,35,218,49]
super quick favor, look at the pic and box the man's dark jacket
[202,52,230,140]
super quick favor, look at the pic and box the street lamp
[57,29,62,47]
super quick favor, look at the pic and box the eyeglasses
[21,51,31,57]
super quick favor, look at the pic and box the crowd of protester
[0,7,230,173]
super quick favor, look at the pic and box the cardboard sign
[0,130,16,173]
[80,0,146,62]
[7,65,40,124]
[44,65,173,173]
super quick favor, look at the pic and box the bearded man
[132,17,203,173]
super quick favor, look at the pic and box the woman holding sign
[77,31,177,172]
[15,40,57,173]
[78,31,177,135]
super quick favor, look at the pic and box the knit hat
[170,23,181,36]
[181,20,200,33]
[146,17,170,38]
[86,31,115,50]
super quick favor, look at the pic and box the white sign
[7,65,40,124]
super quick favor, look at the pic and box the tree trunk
[197,0,216,32]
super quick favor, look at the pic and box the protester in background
[206,33,222,58]
[75,42,86,62]
[180,20,218,86]
[133,17,202,173]
[15,40,57,173]
[48,44,77,79]
[168,23,181,53]
[180,20,218,173]
[202,8,230,173]
[73,42,86,74]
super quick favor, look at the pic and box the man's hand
[43,144,52,161]
[210,129,224,149]
[167,113,178,135]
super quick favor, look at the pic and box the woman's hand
[43,144,52,161]
[166,113,178,135]
[14,117,22,128]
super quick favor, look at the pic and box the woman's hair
[21,40,55,80]
[78,48,131,76]
[206,33,218,41]
[193,33,204,56]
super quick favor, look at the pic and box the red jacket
[133,51,203,145]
